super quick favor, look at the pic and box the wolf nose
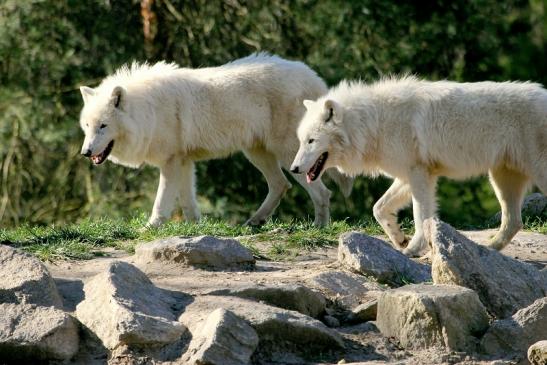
[290,166,300,173]
[81,149,92,157]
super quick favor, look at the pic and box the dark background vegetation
[0,0,546,228]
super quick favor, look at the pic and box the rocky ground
[1,219,546,365]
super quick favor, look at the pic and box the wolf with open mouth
[291,76,547,257]
[78,54,353,227]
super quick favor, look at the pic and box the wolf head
[290,99,349,183]
[79,85,127,165]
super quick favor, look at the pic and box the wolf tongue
[306,173,312,184]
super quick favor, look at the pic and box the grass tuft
[523,217,547,234]
[0,214,545,261]
[0,215,382,261]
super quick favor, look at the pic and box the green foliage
[1,0,546,228]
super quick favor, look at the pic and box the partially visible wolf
[78,54,352,227]
[290,76,547,256]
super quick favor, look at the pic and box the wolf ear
[324,99,342,123]
[110,86,126,109]
[303,99,315,109]
[80,86,95,104]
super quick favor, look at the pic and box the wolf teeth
[89,140,114,165]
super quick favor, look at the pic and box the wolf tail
[325,168,353,197]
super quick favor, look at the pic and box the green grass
[0,214,544,261]
[238,219,385,260]
[523,217,547,234]
[0,215,383,261]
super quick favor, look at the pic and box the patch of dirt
[44,230,546,364]
[462,230,547,269]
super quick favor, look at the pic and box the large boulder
[76,261,186,349]
[182,308,258,365]
[425,218,547,318]
[377,284,489,351]
[208,284,326,318]
[528,341,547,365]
[338,232,431,285]
[481,297,547,358]
[0,244,63,308]
[306,270,385,310]
[0,303,79,361]
[179,295,344,353]
[135,235,255,268]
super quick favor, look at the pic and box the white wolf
[78,54,352,227]
[290,76,547,256]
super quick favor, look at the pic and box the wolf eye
[308,139,315,144]
[99,124,107,129]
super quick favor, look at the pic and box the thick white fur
[79,53,352,226]
[292,76,547,256]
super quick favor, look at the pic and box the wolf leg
[178,160,201,222]
[373,178,412,250]
[290,173,332,226]
[404,166,438,257]
[488,166,529,250]
[244,148,292,226]
[148,157,200,226]
[148,157,184,227]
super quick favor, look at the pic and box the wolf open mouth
[306,152,328,183]
[90,140,114,165]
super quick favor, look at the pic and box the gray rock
[377,284,489,351]
[182,308,258,365]
[75,261,186,349]
[323,315,340,328]
[482,297,547,357]
[347,300,378,323]
[490,193,547,224]
[425,218,547,318]
[528,340,547,365]
[338,232,432,285]
[179,295,344,352]
[306,270,385,310]
[522,193,547,217]
[0,303,79,361]
[208,283,326,318]
[0,244,63,308]
[135,235,255,268]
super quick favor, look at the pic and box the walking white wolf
[290,76,547,256]
[78,53,352,227]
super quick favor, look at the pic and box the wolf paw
[403,236,429,257]
[486,238,510,251]
[313,216,330,227]
[145,216,165,230]
[402,247,422,258]
[244,217,267,227]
